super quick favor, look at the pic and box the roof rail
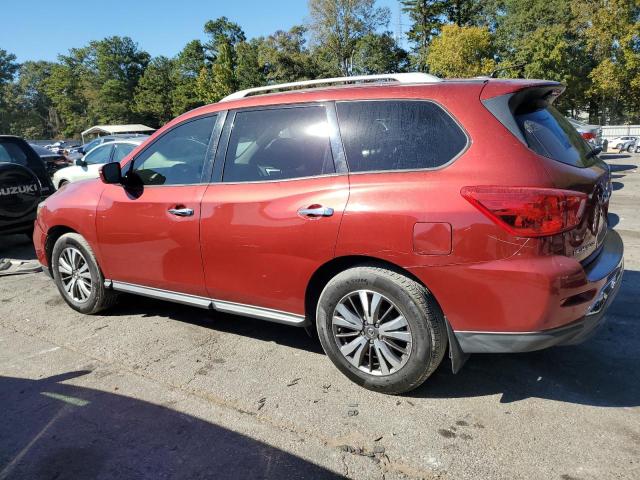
[219,72,441,102]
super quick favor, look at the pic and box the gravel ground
[0,153,638,480]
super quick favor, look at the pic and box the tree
[12,61,59,138]
[197,40,236,103]
[400,1,444,71]
[203,16,246,62]
[171,40,206,116]
[134,56,175,127]
[0,49,19,132]
[426,24,496,77]
[87,36,150,123]
[257,26,319,83]
[236,40,265,90]
[308,0,390,75]
[442,0,484,27]
[352,33,409,74]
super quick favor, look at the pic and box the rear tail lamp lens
[461,186,587,237]
[581,132,596,140]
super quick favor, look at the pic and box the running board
[106,280,306,326]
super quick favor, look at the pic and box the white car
[53,137,146,189]
[608,136,638,152]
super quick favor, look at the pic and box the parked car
[43,141,68,154]
[34,74,623,394]
[52,137,147,189]
[30,143,73,176]
[1,136,54,237]
[67,134,147,161]
[608,136,638,152]
[566,118,603,149]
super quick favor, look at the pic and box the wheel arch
[45,225,78,274]
[305,255,468,374]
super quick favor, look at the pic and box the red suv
[34,74,624,394]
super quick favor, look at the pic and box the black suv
[0,136,54,237]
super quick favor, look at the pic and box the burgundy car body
[34,77,624,367]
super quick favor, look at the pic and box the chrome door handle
[298,206,334,217]
[168,207,194,217]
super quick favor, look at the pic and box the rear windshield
[515,106,596,167]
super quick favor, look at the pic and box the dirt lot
[1,153,639,480]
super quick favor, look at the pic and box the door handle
[168,207,194,217]
[298,206,334,217]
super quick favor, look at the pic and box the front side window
[131,115,216,186]
[84,144,114,165]
[336,100,467,173]
[223,106,335,182]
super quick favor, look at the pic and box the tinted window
[84,144,114,165]
[0,139,48,180]
[336,100,467,172]
[515,106,595,167]
[132,115,216,186]
[112,143,136,163]
[223,106,335,182]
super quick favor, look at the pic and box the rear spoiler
[481,81,565,145]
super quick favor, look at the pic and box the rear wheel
[316,266,447,394]
[627,144,634,153]
[51,233,118,314]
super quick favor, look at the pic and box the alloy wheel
[331,290,413,376]
[58,247,92,302]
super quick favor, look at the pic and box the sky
[1,0,406,63]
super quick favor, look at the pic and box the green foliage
[2,2,639,138]
[426,24,496,77]
[171,40,206,116]
[352,33,409,74]
[134,56,175,127]
[308,0,390,75]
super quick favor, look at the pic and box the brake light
[461,186,587,237]
[581,132,596,140]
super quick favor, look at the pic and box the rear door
[199,103,349,318]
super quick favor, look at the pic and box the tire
[58,180,69,189]
[316,266,447,394]
[51,233,118,314]
[627,145,633,153]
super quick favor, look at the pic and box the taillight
[581,132,596,140]
[461,186,587,237]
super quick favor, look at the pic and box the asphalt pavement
[1,153,638,479]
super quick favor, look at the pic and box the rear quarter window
[336,100,467,173]
[515,106,596,168]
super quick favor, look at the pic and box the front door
[96,114,219,296]
[200,104,349,317]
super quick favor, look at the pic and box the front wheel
[627,144,634,153]
[51,233,118,314]
[316,266,447,394]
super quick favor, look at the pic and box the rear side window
[336,100,467,173]
[223,106,335,182]
[515,106,595,167]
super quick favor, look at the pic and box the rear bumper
[454,230,624,353]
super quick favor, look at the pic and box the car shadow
[0,234,37,261]
[607,163,637,173]
[3,236,639,408]
[0,371,342,479]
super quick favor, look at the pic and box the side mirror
[100,162,122,184]
[75,158,87,167]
